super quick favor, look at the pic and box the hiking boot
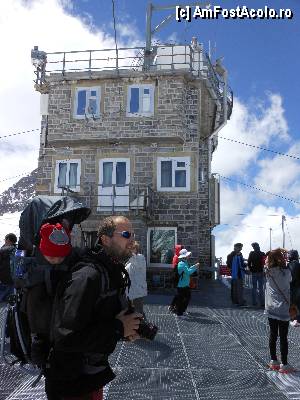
[279,363,296,374]
[290,320,300,327]
[269,360,280,371]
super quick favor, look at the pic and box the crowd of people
[226,242,300,374]
[1,224,300,398]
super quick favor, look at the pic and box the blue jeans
[251,272,264,305]
[0,283,14,302]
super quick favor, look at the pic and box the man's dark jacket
[46,249,128,397]
[288,260,300,303]
[247,250,265,273]
[0,245,16,284]
[226,251,235,270]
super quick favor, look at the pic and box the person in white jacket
[125,241,147,315]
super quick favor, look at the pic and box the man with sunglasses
[45,216,141,400]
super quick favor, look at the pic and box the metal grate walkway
[1,280,300,399]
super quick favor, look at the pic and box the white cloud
[253,141,300,206]
[211,93,297,262]
[214,203,299,263]
[219,184,250,223]
[0,212,21,246]
[255,156,300,194]
[212,93,290,177]
[0,0,141,193]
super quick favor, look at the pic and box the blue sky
[68,0,300,137]
[60,0,300,257]
[0,0,299,259]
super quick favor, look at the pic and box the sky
[0,0,299,261]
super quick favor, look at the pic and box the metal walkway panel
[114,334,189,369]
[106,368,197,400]
[192,369,287,400]
[1,280,300,400]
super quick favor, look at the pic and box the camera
[125,301,158,341]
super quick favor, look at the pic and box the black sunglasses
[114,231,135,239]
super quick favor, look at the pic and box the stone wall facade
[36,70,218,271]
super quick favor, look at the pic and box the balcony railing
[32,44,232,111]
[95,184,154,217]
[60,184,155,218]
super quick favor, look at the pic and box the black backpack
[0,195,91,381]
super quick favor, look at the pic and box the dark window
[129,88,139,113]
[175,170,186,187]
[161,161,172,187]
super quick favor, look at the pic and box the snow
[0,212,21,246]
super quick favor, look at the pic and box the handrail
[83,183,155,216]
[33,43,233,120]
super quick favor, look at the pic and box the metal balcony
[96,184,154,217]
[60,184,155,218]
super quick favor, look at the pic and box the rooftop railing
[32,44,233,110]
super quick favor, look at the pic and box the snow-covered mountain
[0,170,37,244]
[0,169,37,216]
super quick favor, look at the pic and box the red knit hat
[39,223,71,257]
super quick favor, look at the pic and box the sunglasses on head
[115,231,134,239]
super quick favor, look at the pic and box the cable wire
[218,136,300,161]
[218,223,280,230]
[219,175,300,205]
[284,219,294,249]
[0,128,40,140]
[0,172,34,183]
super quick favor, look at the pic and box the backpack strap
[267,270,289,304]
[179,270,184,281]
[72,262,111,297]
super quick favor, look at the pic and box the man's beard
[105,243,131,263]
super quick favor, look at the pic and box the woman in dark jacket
[288,250,300,327]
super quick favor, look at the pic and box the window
[98,158,130,211]
[147,227,177,267]
[157,157,191,191]
[74,87,101,119]
[54,159,81,193]
[127,84,154,116]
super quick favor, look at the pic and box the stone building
[31,40,232,288]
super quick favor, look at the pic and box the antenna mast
[144,2,210,70]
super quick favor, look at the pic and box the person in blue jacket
[174,248,199,316]
[227,243,246,306]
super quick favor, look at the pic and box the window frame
[147,227,177,268]
[73,86,101,119]
[54,159,81,193]
[98,157,131,211]
[126,84,154,117]
[157,156,191,192]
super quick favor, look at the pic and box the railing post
[89,50,92,73]
[62,52,66,76]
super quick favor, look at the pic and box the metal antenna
[144,2,210,70]
[111,0,119,73]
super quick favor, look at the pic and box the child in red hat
[27,223,72,375]
[39,222,72,264]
